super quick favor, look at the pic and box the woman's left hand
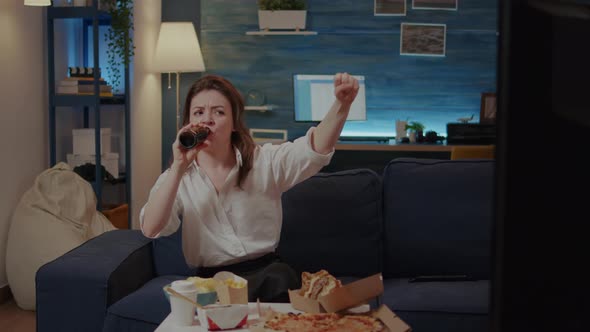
[333,72,360,106]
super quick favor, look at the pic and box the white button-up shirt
[139,128,333,267]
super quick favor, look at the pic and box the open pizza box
[287,273,412,332]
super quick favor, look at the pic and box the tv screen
[293,74,367,122]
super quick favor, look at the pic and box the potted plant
[405,121,425,143]
[257,0,308,31]
[102,0,135,94]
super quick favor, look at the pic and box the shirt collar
[234,146,243,168]
[191,145,242,170]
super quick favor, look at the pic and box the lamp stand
[176,71,181,131]
[167,72,182,131]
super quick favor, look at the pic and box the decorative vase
[395,120,407,141]
[258,10,307,30]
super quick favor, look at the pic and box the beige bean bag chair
[6,162,116,310]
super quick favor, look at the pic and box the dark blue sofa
[36,157,494,332]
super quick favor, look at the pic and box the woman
[140,72,359,302]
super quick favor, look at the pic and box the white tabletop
[155,302,298,332]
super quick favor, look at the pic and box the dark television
[492,1,590,331]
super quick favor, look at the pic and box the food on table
[263,311,385,332]
[223,277,246,289]
[187,276,218,293]
[299,269,342,300]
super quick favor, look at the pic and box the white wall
[0,0,163,292]
[0,0,48,289]
[131,0,162,228]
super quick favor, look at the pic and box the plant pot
[258,10,307,30]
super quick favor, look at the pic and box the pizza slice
[262,311,386,332]
[330,314,386,332]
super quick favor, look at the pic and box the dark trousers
[196,253,300,303]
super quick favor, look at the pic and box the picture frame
[400,23,446,57]
[412,0,458,11]
[375,0,406,16]
[480,92,497,124]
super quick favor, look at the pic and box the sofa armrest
[36,229,155,332]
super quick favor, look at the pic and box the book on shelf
[60,79,107,86]
[56,91,115,97]
[79,92,114,97]
[57,84,112,94]
[63,77,106,81]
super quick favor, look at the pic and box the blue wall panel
[163,0,497,158]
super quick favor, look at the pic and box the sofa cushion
[278,169,383,277]
[381,278,489,332]
[391,310,489,332]
[381,278,489,314]
[382,158,493,279]
[104,275,185,329]
[152,225,197,277]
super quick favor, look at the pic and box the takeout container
[288,273,411,332]
[289,273,383,313]
[163,284,218,307]
[213,271,248,305]
[197,304,249,331]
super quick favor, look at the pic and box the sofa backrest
[278,168,383,277]
[382,158,494,279]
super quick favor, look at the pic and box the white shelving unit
[245,31,318,36]
[244,105,274,112]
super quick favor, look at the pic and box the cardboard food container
[286,273,412,332]
[289,273,383,313]
[197,304,249,331]
[372,305,413,332]
[213,271,248,305]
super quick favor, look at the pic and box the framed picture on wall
[412,0,458,11]
[400,23,446,57]
[480,92,497,124]
[374,0,406,16]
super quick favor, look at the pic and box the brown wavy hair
[181,75,255,188]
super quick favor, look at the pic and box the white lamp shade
[153,22,206,73]
[24,0,51,5]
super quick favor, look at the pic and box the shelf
[53,94,125,107]
[245,31,318,36]
[47,6,110,19]
[245,105,274,112]
[47,4,131,227]
[89,175,127,187]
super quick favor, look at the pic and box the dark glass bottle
[178,127,210,149]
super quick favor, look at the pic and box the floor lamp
[153,22,205,131]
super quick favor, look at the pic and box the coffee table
[155,302,299,332]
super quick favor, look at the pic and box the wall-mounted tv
[293,74,366,122]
